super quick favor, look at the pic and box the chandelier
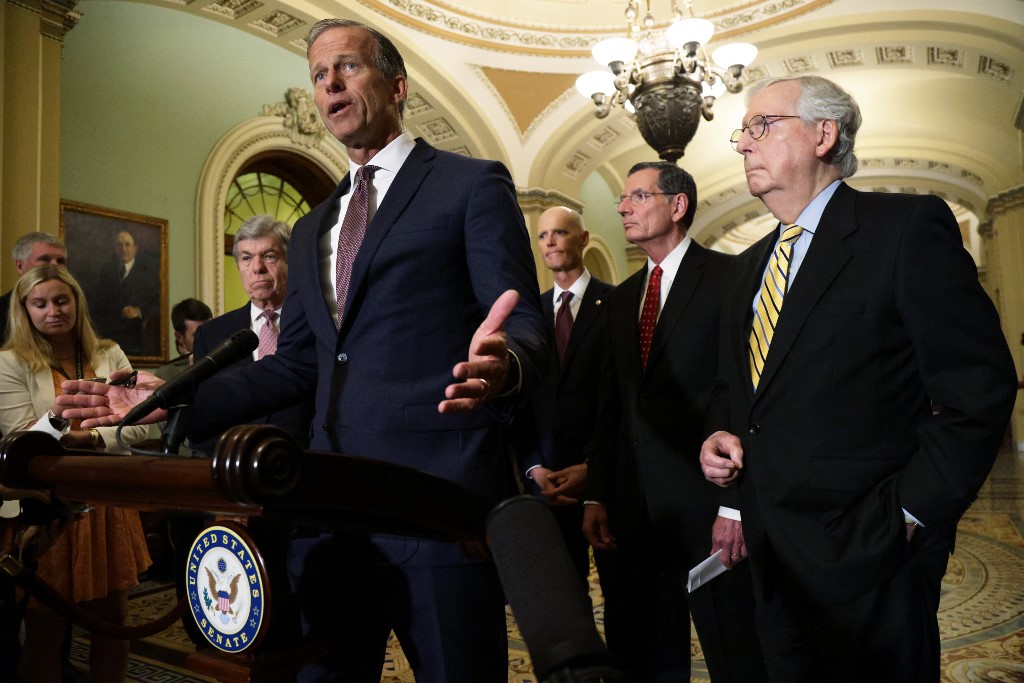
[576,0,757,162]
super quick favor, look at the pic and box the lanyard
[51,344,83,381]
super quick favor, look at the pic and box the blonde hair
[3,265,113,373]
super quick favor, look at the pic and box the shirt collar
[792,179,843,234]
[553,268,592,303]
[346,130,416,185]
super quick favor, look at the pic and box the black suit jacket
[521,276,614,474]
[189,305,314,454]
[585,241,734,566]
[0,290,12,346]
[711,183,1016,603]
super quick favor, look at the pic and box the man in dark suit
[700,75,1017,681]
[519,206,613,582]
[583,162,766,682]
[190,214,313,452]
[91,229,160,355]
[0,232,67,345]
[60,18,546,683]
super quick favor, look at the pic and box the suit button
[336,353,348,363]
[748,424,760,435]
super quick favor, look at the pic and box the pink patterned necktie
[257,308,279,359]
[335,165,379,329]
[554,291,574,364]
[639,265,662,369]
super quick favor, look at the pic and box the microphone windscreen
[486,496,609,681]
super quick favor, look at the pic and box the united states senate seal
[186,523,267,652]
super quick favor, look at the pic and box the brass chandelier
[576,0,757,162]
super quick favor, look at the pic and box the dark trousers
[287,531,507,683]
[597,522,768,683]
[752,527,951,682]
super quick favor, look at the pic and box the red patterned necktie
[257,308,279,359]
[554,291,574,364]
[639,265,662,369]
[335,165,379,329]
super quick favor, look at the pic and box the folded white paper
[687,549,728,593]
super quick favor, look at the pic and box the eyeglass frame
[729,114,803,151]
[616,190,674,207]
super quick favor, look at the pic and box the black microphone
[122,329,258,426]
[486,496,619,683]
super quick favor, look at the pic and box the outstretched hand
[439,290,518,414]
[56,370,166,427]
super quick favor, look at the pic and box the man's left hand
[545,463,587,504]
[439,290,518,413]
[711,515,747,569]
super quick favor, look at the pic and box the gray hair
[306,18,408,116]
[232,215,291,260]
[746,75,862,178]
[12,232,65,262]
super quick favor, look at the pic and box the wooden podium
[0,425,495,682]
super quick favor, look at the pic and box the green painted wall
[579,171,631,283]
[60,0,310,358]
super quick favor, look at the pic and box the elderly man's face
[308,26,406,157]
[116,231,138,263]
[736,81,822,202]
[537,210,588,274]
[236,235,287,309]
[617,169,683,249]
[15,243,67,275]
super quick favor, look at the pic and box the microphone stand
[160,399,195,456]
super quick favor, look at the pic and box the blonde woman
[0,264,150,683]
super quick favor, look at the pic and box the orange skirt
[33,505,152,605]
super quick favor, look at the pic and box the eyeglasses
[616,190,672,207]
[730,114,802,151]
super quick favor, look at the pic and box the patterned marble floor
[73,447,1024,682]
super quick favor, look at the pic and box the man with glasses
[583,161,767,681]
[701,75,1015,680]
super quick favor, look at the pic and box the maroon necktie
[335,165,379,329]
[257,308,279,359]
[554,291,574,364]
[639,265,662,369]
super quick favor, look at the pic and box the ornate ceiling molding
[357,0,833,56]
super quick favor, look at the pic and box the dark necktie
[639,265,662,369]
[749,223,805,389]
[554,291,574,364]
[258,308,279,359]
[335,165,379,329]
[119,264,127,281]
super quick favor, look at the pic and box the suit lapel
[306,180,350,341]
[752,183,857,401]
[611,268,647,380]
[644,242,707,374]
[560,282,606,372]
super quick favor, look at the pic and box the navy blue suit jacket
[190,139,547,563]
[190,304,314,454]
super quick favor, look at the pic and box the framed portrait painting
[59,200,168,364]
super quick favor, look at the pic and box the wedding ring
[479,378,490,392]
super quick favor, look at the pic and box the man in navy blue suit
[61,18,547,683]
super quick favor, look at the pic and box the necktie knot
[781,223,804,244]
[559,291,574,305]
[263,308,278,324]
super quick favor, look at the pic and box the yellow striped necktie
[749,223,804,390]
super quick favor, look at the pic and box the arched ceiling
[118,0,1023,253]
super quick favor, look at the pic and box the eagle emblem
[205,566,242,619]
